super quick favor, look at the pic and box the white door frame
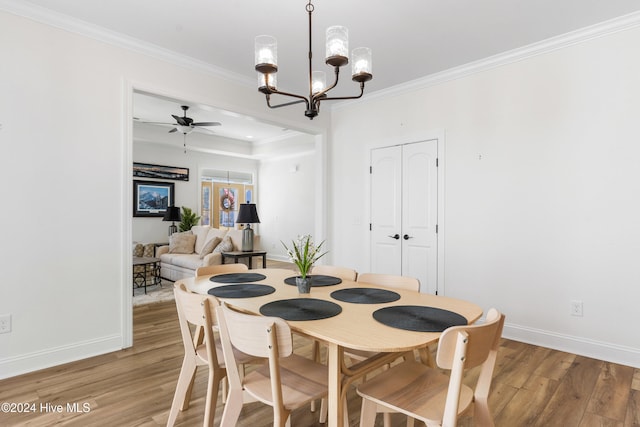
[121,80,328,348]
[369,130,446,295]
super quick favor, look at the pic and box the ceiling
[9,0,640,144]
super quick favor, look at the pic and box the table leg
[262,254,266,268]
[327,343,344,427]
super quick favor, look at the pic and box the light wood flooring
[1,265,639,426]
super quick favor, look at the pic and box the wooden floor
[1,268,639,426]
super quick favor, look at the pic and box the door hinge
[436,224,438,234]
[436,158,439,167]
[369,223,372,231]
[369,166,372,174]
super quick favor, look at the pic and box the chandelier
[254,1,373,120]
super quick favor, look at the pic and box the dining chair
[215,302,330,427]
[311,264,358,281]
[195,263,249,277]
[349,272,423,426]
[357,308,506,427]
[167,283,255,427]
[356,272,420,291]
[346,272,420,363]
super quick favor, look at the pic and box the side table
[221,250,267,269]
[132,256,161,295]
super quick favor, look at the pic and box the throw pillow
[169,232,196,254]
[199,236,222,259]
[133,243,144,257]
[213,235,234,253]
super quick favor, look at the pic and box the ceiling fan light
[325,26,348,67]
[176,124,194,134]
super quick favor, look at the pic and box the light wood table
[178,268,483,427]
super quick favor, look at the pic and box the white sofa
[157,225,261,281]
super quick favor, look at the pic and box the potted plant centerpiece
[282,235,327,293]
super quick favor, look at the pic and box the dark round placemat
[209,273,267,284]
[208,284,275,298]
[331,287,400,304]
[372,305,467,332]
[283,275,342,287]
[260,298,342,321]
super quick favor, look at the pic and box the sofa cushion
[169,232,196,254]
[200,236,221,259]
[191,225,212,254]
[213,235,234,253]
[161,253,203,270]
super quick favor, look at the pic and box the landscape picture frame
[133,180,175,217]
[133,162,189,181]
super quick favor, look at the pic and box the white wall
[132,141,258,244]
[0,10,328,378]
[329,25,640,367]
[258,133,317,261]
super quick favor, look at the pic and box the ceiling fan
[169,105,221,135]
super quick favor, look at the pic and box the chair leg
[203,369,222,427]
[473,398,495,427]
[219,389,244,427]
[167,356,197,426]
[360,398,378,427]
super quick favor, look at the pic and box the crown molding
[335,10,640,110]
[0,0,254,88]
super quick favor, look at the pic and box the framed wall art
[133,162,189,181]
[133,180,175,217]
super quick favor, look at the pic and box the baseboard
[0,334,122,380]
[267,254,290,263]
[504,323,640,369]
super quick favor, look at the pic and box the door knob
[403,234,413,240]
[388,234,400,240]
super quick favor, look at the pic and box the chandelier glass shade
[254,1,372,119]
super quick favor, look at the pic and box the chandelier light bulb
[312,71,326,94]
[255,35,278,72]
[326,26,348,66]
[351,47,373,82]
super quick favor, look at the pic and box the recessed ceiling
[133,91,298,146]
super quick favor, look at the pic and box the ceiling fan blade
[139,121,174,125]
[172,114,189,126]
[192,122,222,127]
[168,128,178,133]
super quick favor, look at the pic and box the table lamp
[163,206,182,236]
[236,203,260,251]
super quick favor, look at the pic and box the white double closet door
[370,140,438,294]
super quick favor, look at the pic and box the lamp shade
[236,203,260,224]
[163,206,182,222]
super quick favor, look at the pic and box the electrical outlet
[0,314,11,333]
[570,300,583,317]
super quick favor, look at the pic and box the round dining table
[178,268,483,427]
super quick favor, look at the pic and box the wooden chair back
[311,265,358,281]
[195,263,249,277]
[437,308,505,426]
[357,272,420,291]
[173,283,220,367]
[168,283,224,426]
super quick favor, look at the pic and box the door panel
[370,146,402,275]
[402,141,438,294]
